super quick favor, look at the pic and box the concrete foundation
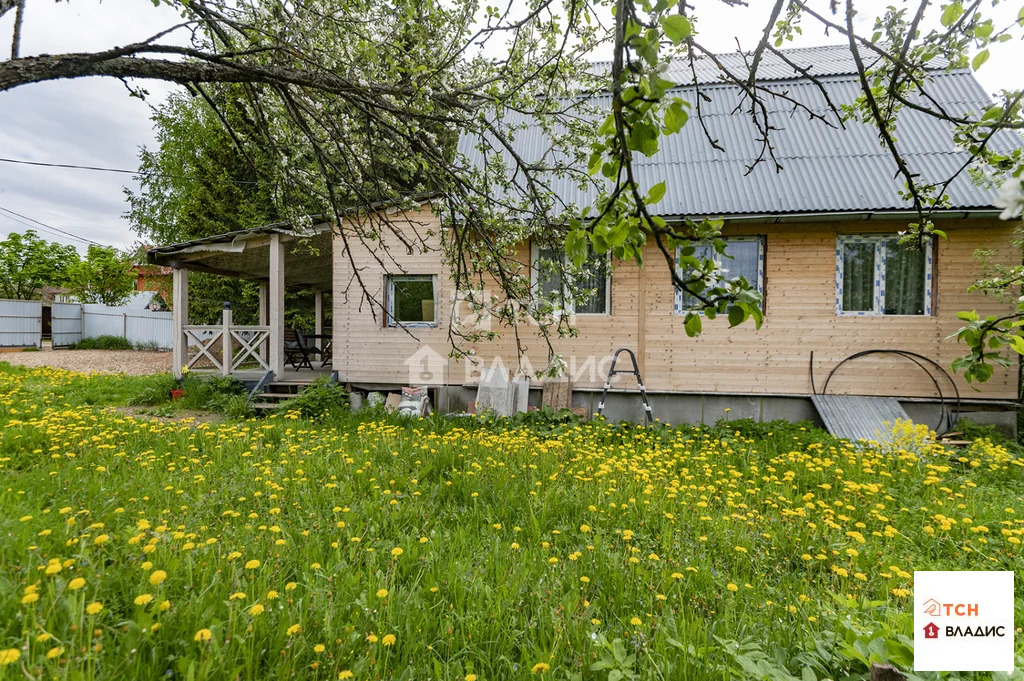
[357,382,1018,439]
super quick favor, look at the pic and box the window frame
[530,241,612,317]
[673,236,765,316]
[835,234,933,317]
[385,274,439,328]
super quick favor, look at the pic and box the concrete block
[760,396,822,426]
[476,367,513,416]
[957,409,1017,440]
[702,395,761,423]
[512,378,530,414]
[646,394,703,426]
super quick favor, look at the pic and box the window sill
[836,312,930,317]
[386,323,439,329]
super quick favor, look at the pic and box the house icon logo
[923,622,940,639]
[404,345,447,384]
[922,598,942,617]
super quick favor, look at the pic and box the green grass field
[0,364,1021,680]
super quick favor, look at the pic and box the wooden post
[314,289,324,337]
[258,280,269,365]
[269,234,285,378]
[172,267,188,379]
[221,303,232,376]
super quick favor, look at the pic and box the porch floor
[192,367,332,384]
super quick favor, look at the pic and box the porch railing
[183,307,270,375]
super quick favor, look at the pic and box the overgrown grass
[68,335,135,350]
[0,366,1021,680]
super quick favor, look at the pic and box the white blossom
[993,178,1024,220]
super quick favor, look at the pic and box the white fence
[0,301,174,350]
[80,304,173,349]
[0,299,42,348]
[51,302,83,348]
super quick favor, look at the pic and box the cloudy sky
[0,0,1020,252]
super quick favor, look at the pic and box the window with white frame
[836,235,932,316]
[674,236,765,314]
[531,242,610,315]
[385,275,437,327]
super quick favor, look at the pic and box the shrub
[275,376,348,418]
[126,373,180,406]
[69,335,134,351]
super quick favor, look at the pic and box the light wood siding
[334,205,1019,400]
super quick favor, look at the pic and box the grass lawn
[0,364,1022,680]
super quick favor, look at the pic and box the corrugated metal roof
[589,44,922,85]
[810,395,910,443]
[459,46,1022,217]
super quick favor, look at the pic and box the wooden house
[148,46,1022,433]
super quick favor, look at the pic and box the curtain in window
[884,240,926,315]
[721,240,759,285]
[575,250,609,314]
[536,246,563,302]
[677,243,716,311]
[841,241,876,312]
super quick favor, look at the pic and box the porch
[147,220,335,381]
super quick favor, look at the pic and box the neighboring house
[148,46,1023,432]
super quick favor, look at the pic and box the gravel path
[0,348,172,375]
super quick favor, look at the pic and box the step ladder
[596,348,654,424]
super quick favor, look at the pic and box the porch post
[172,267,188,379]
[269,234,285,377]
[258,280,269,365]
[221,303,232,376]
[314,289,324,336]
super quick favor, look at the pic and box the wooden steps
[250,381,310,413]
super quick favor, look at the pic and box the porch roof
[147,219,334,288]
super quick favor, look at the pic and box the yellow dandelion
[149,570,167,585]
[249,603,265,616]
[531,662,550,674]
[391,547,403,557]
[194,628,213,642]
[381,633,396,646]
[0,649,21,666]
[68,577,86,591]
[727,583,739,592]
[245,560,261,569]
[134,594,154,606]
[286,624,301,636]
[86,601,103,615]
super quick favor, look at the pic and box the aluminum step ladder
[596,348,654,424]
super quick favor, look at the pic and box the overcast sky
[0,0,1020,253]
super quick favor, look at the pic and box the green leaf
[664,100,689,133]
[647,181,667,205]
[1008,335,1024,355]
[661,14,692,44]
[727,305,745,327]
[941,2,964,27]
[683,311,702,337]
[972,49,990,71]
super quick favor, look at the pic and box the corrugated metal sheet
[458,46,1023,217]
[81,304,174,350]
[51,302,82,348]
[810,394,910,443]
[0,299,41,348]
[589,44,941,85]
